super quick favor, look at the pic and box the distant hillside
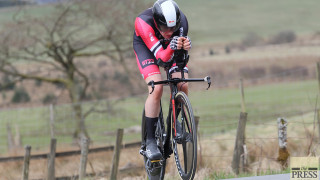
[0,0,30,8]
[174,0,320,44]
[1,0,320,45]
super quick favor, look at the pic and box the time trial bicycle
[140,50,211,180]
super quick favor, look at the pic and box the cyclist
[133,0,191,161]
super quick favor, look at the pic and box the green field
[175,0,320,43]
[1,0,320,45]
[0,79,317,154]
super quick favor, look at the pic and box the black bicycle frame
[147,54,211,157]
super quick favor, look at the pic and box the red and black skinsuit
[133,8,189,80]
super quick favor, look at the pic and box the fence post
[232,112,248,174]
[318,109,320,144]
[47,138,57,180]
[14,124,22,148]
[79,137,90,180]
[22,145,31,180]
[232,79,248,174]
[6,123,14,151]
[277,118,290,169]
[316,62,320,143]
[240,79,246,113]
[110,129,124,180]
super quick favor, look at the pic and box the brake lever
[148,80,155,94]
[204,76,211,90]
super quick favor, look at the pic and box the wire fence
[0,63,319,178]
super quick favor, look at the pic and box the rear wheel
[141,108,166,180]
[172,92,197,180]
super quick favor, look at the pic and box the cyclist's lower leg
[144,74,163,161]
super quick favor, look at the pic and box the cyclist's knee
[145,74,163,101]
[149,85,163,101]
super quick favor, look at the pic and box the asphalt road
[222,173,290,180]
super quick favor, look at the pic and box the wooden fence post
[110,129,124,180]
[277,118,290,169]
[232,79,248,174]
[47,138,57,180]
[22,145,31,180]
[316,62,320,143]
[318,110,320,144]
[6,123,14,151]
[79,137,90,180]
[232,112,248,174]
[14,124,22,148]
[240,79,246,113]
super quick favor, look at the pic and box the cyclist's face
[159,25,174,39]
[159,25,176,33]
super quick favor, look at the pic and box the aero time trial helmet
[152,0,181,33]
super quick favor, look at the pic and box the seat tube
[172,97,176,137]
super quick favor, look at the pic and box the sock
[145,117,158,140]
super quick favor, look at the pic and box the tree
[0,0,148,141]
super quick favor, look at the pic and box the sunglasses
[159,25,177,33]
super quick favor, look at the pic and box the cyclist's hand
[170,36,184,50]
[182,36,191,51]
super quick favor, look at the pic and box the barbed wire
[0,66,318,156]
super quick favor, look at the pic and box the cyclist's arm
[135,17,174,62]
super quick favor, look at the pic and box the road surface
[222,173,290,180]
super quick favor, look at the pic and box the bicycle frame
[147,55,211,156]
[141,50,211,179]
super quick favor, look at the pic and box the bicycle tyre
[141,109,166,180]
[172,92,197,180]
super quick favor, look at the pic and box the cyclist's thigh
[133,42,161,80]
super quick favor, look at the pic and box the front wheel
[172,92,197,180]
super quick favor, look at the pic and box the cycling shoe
[145,139,162,161]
